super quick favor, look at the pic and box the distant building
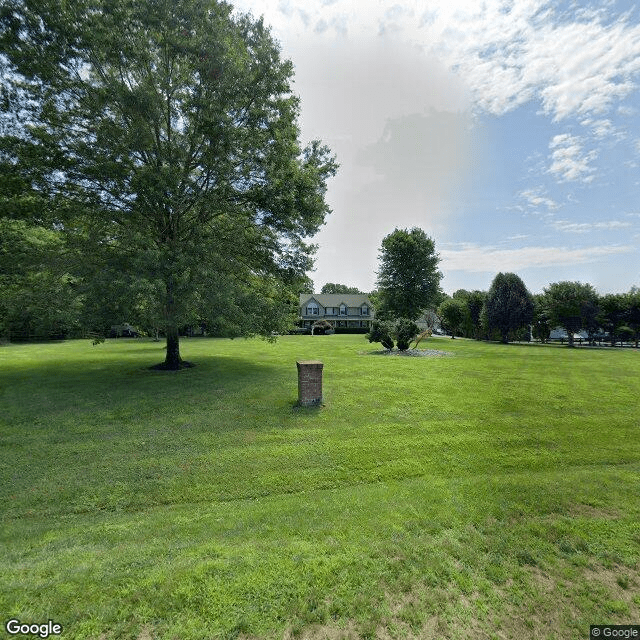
[548,327,588,341]
[299,293,374,330]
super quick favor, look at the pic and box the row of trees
[439,276,640,347]
[0,214,319,343]
[347,227,640,351]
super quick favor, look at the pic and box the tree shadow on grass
[289,400,325,413]
[0,354,286,408]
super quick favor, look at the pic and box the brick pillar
[296,360,323,406]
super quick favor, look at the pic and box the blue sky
[231,0,640,295]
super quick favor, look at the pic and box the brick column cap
[296,360,323,368]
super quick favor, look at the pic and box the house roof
[299,293,372,308]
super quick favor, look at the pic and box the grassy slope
[0,335,639,639]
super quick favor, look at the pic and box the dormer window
[361,304,369,316]
[339,304,347,316]
[306,302,319,315]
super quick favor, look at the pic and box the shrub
[367,320,395,350]
[395,318,419,351]
[312,319,333,335]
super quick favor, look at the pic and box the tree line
[353,228,640,350]
[439,277,640,348]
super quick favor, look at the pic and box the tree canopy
[375,228,442,321]
[0,0,337,367]
[438,297,466,339]
[543,281,599,347]
[320,283,363,295]
[484,272,534,343]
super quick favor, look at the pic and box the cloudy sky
[232,0,640,295]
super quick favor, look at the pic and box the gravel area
[366,348,453,357]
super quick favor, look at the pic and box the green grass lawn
[1,335,639,639]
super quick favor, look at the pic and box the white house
[299,293,375,330]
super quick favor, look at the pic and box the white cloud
[239,1,640,123]
[547,133,598,183]
[440,242,633,273]
[550,219,633,233]
[580,118,626,141]
[519,187,559,211]
[618,104,637,116]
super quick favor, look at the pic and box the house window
[361,304,369,316]
[339,304,347,316]
[306,302,319,315]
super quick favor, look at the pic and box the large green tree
[375,227,442,321]
[484,272,534,344]
[0,0,336,368]
[543,281,599,347]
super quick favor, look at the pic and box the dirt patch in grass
[567,503,622,519]
[280,621,361,640]
[136,627,154,640]
[283,563,640,640]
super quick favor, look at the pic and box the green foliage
[532,293,552,343]
[626,288,640,346]
[366,319,394,350]
[376,228,442,321]
[465,290,487,339]
[394,318,419,351]
[484,273,534,344]
[320,283,363,294]
[544,281,599,347]
[438,297,467,339]
[0,0,337,367]
[366,289,382,312]
[311,319,332,334]
[598,292,628,346]
[0,219,82,340]
[367,318,418,351]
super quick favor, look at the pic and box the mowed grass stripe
[1,335,639,639]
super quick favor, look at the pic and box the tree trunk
[164,326,182,369]
[567,331,575,347]
[163,275,182,369]
[151,275,192,370]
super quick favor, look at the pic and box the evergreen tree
[484,273,534,344]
